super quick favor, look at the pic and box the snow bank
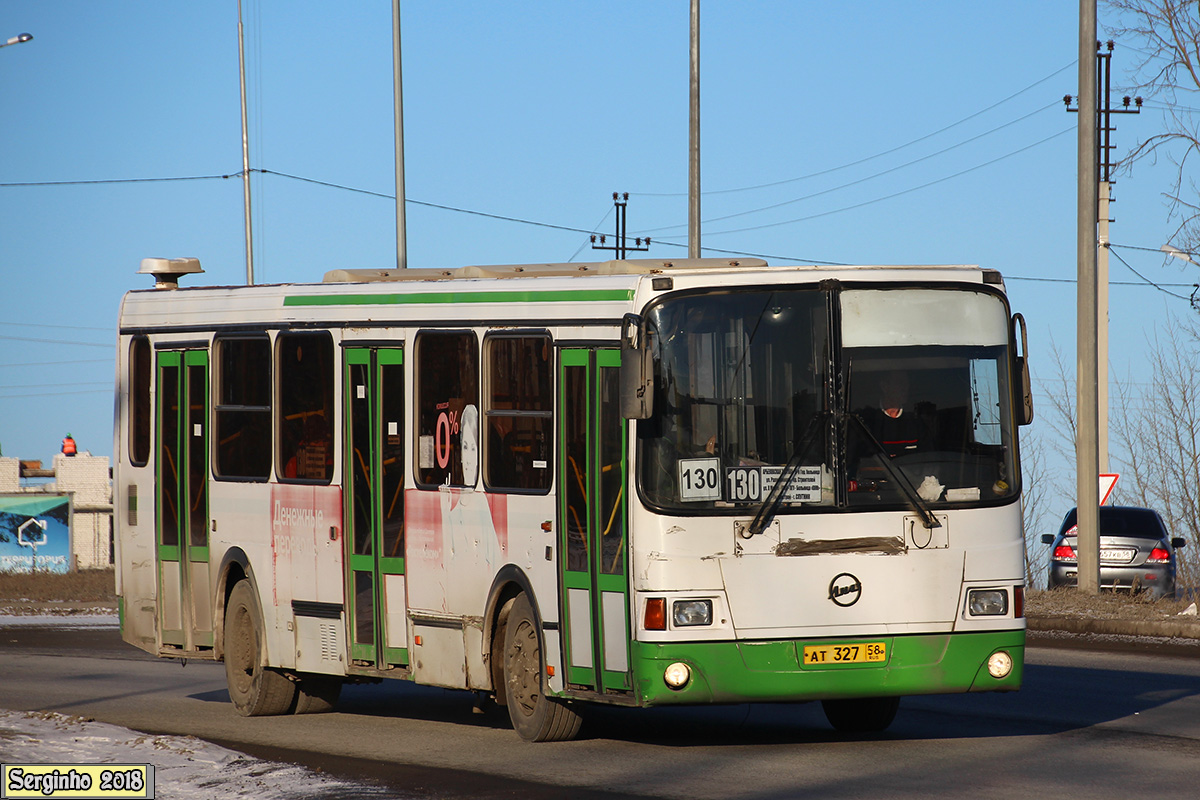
[0,710,392,799]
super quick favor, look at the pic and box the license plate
[1101,547,1136,564]
[803,642,887,666]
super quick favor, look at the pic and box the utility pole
[237,0,254,285]
[1076,0,1100,595]
[1065,41,1142,475]
[688,0,701,258]
[392,0,407,269]
[592,193,651,260]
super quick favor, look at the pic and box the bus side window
[484,334,552,493]
[129,336,151,466]
[214,335,272,481]
[278,332,334,482]
[415,331,479,487]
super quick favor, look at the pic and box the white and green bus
[114,255,1032,741]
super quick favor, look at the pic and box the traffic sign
[1099,473,1119,505]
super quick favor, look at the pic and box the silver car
[1041,506,1187,600]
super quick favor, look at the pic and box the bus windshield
[637,285,1018,513]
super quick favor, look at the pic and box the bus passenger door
[344,347,408,670]
[559,347,631,694]
[155,349,213,652]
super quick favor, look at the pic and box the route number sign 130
[678,457,721,502]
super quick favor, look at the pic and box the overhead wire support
[1063,40,1142,184]
[1064,38,1142,477]
[591,193,651,260]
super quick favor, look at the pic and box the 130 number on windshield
[725,467,762,501]
[678,458,721,502]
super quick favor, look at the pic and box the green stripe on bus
[283,289,635,307]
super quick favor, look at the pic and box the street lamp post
[1,33,33,49]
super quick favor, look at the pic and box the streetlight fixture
[1161,245,1200,310]
[1161,243,1197,265]
[1,33,33,49]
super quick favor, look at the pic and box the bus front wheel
[224,580,296,716]
[821,696,901,733]
[502,593,581,742]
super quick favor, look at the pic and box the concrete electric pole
[688,0,701,258]
[1065,41,1142,475]
[1076,1,1100,594]
[1067,33,1141,593]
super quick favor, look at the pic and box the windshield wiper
[846,412,941,529]
[747,413,826,537]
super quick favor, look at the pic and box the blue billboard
[0,494,72,573]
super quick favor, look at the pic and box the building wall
[0,455,113,569]
[0,458,18,493]
[53,454,113,569]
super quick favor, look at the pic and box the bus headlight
[672,599,713,627]
[987,651,1013,679]
[967,589,1008,616]
[664,662,692,690]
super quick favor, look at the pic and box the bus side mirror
[620,313,654,420]
[1012,313,1033,426]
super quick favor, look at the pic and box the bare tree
[1031,324,1199,591]
[1105,1,1200,250]
[1020,340,1086,587]
[1109,316,1200,589]
[1020,427,1059,588]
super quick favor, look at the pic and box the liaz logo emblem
[828,573,862,607]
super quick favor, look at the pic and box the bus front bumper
[630,630,1024,707]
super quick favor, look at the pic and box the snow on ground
[0,710,394,799]
[0,615,399,798]
[0,710,401,799]
[0,710,403,796]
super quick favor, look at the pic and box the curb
[1028,614,1200,639]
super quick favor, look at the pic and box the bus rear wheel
[502,593,581,742]
[821,696,900,733]
[224,580,296,716]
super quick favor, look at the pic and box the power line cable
[566,205,616,262]
[638,101,1062,234]
[0,388,109,399]
[257,169,839,264]
[1111,242,1194,256]
[0,335,112,348]
[635,60,1077,197]
[0,321,112,332]
[648,238,846,266]
[1004,274,1193,287]
[0,381,110,391]
[0,173,237,188]
[0,359,112,368]
[0,164,841,263]
[257,169,596,234]
[659,127,1074,238]
[1107,245,1195,301]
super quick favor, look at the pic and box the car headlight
[672,599,713,627]
[967,589,1009,616]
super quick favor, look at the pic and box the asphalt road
[1,625,1199,799]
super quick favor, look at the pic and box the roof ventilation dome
[139,257,203,290]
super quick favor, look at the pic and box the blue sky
[0,2,1193,521]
